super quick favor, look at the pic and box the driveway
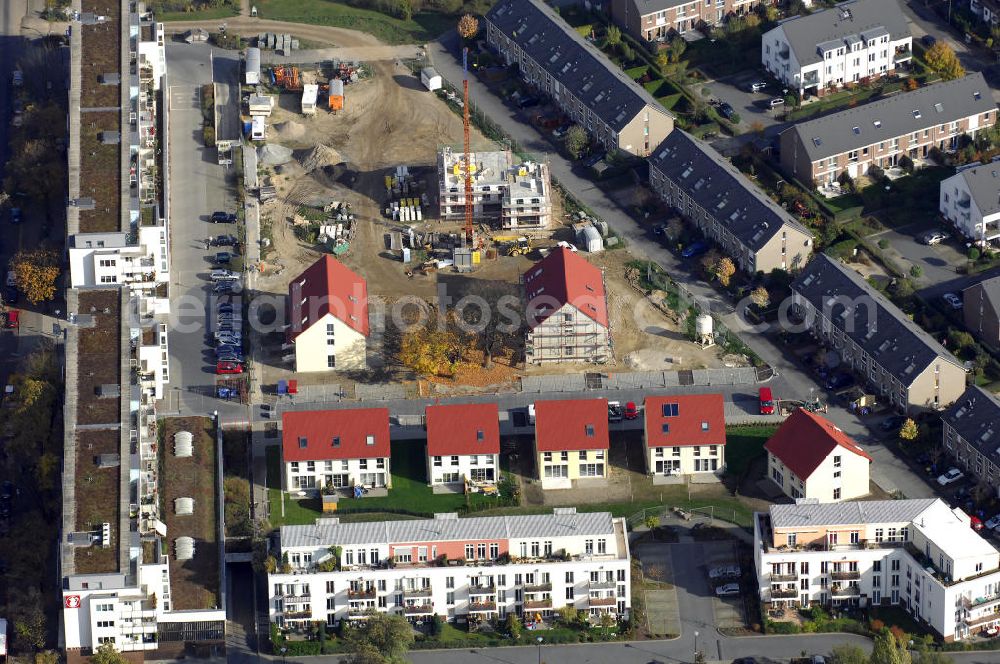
[868,221,968,288]
[699,71,786,130]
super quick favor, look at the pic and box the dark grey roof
[791,254,965,384]
[628,0,696,14]
[485,0,671,132]
[785,73,996,162]
[952,164,1000,218]
[773,0,910,67]
[964,275,1000,315]
[648,130,809,251]
[942,385,1000,463]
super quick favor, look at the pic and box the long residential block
[780,73,997,187]
[755,498,1000,641]
[610,0,767,42]
[267,509,630,627]
[790,254,967,412]
[649,130,814,274]
[484,0,674,157]
[942,385,1000,489]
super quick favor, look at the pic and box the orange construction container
[328,78,344,111]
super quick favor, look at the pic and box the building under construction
[437,147,552,230]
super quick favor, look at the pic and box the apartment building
[649,130,813,274]
[761,0,911,98]
[643,394,726,478]
[942,385,1000,491]
[780,73,997,187]
[971,0,1000,27]
[523,247,612,364]
[533,399,609,490]
[754,498,1000,641]
[437,147,552,230]
[791,254,967,412]
[425,403,501,489]
[484,0,674,157]
[267,509,630,627]
[940,164,1000,244]
[610,0,766,41]
[285,255,369,372]
[963,276,1000,349]
[764,408,871,502]
[282,409,392,492]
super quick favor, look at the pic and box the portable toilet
[328,78,344,112]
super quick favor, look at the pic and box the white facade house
[761,0,911,98]
[282,409,391,492]
[755,499,1000,642]
[69,226,170,289]
[940,164,1000,244]
[285,255,368,373]
[133,321,170,400]
[643,394,727,478]
[425,403,501,488]
[135,21,166,92]
[267,510,630,628]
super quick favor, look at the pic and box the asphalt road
[164,42,241,416]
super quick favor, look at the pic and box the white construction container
[248,94,274,117]
[301,84,319,115]
[245,47,261,85]
[576,224,604,253]
[251,116,266,141]
[420,67,442,92]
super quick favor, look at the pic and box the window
[566,571,574,583]
[366,435,375,446]
[579,450,587,460]
[490,542,499,559]
[833,488,841,500]
[433,456,442,467]
[597,539,607,554]
[833,455,841,467]
[565,587,574,600]
[661,403,680,417]
[661,423,670,434]
[298,437,308,449]
[585,424,595,437]
[446,576,455,589]
[466,544,475,559]
[585,540,594,555]
[331,437,340,448]
[446,592,455,605]
[327,355,336,368]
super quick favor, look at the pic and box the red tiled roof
[763,409,872,480]
[534,399,609,452]
[282,408,390,462]
[426,403,500,456]
[523,247,608,329]
[287,255,369,342]
[644,394,726,448]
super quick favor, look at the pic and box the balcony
[524,583,552,593]
[283,593,312,601]
[588,596,617,607]
[403,587,432,598]
[830,571,861,581]
[831,586,860,597]
[589,580,616,590]
[957,196,972,209]
[469,601,497,613]
[347,609,375,619]
[965,612,1000,628]
[770,588,798,599]
[349,588,376,599]
[770,573,797,582]
[893,48,912,63]
[964,594,1000,609]
[469,585,496,596]
[403,604,434,615]
[283,610,312,620]
[524,599,553,610]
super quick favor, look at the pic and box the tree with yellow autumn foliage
[399,325,460,377]
[8,249,60,304]
[457,14,479,40]
[714,256,736,287]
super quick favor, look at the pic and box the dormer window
[298,437,308,449]
[366,435,375,446]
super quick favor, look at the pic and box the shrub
[910,265,922,278]
[826,238,858,259]
[877,238,888,249]
[970,247,981,261]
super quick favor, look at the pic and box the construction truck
[493,235,531,256]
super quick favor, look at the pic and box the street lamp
[694,630,700,661]
[536,636,544,664]
[279,646,287,664]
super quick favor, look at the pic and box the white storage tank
[420,67,443,92]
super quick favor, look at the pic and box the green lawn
[252,0,455,44]
[725,425,777,477]
[158,6,239,21]
[266,442,504,526]
[786,87,881,122]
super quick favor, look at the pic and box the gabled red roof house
[644,394,726,479]
[425,403,501,488]
[282,408,391,492]
[764,408,872,502]
[523,247,612,364]
[286,255,369,372]
[533,398,609,489]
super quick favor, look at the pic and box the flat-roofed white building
[267,509,630,628]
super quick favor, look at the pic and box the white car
[921,231,947,245]
[942,293,962,310]
[708,565,740,580]
[527,403,536,426]
[210,269,239,282]
[715,583,740,596]
[986,515,1000,530]
[937,467,964,486]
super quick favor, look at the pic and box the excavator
[492,235,531,256]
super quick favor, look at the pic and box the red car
[971,515,985,532]
[216,361,244,375]
[624,401,639,420]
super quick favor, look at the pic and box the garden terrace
[78,110,122,233]
[162,417,220,611]
[79,2,121,110]
[76,290,121,425]
[74,429,120,574]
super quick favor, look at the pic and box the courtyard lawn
[252,0,454,44]
[158,6,239,21]
[724,425,777,477]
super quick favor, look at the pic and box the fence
[628,503,750,530]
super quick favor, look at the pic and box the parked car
[985,515,1000,530]
[217,302,235,314]
[748,81,767,93]
[210,211,237,223]
[681,241,709,258]
[708,565,741,580]
[971,515,986,531]
[210,269,239,281]
[715,583,740,596]
[879,415,906,433]
[8,208,20,225]
[516,95,540,109]
[920,230,947,245]
[216,361,244,375]
[214,252,235,265]
[527,403,536,425]
[942,292,963,310]
[210,234,238,247]
[937,467,965,486]
[608,401,623,423]
[217,354,243,365]
[825,372,855,390]
[624,401,639,420]
[556,240,579,253]
[717,102,735,119]
[759,387,775,415]
[216,334,242,347]
[214,280,239,294]
[769,98,785,108]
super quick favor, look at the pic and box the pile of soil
[298,144,343,173]
[259,143,293,165]
[272,120,306,142]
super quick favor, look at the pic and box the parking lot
[867,220,969,289]
[699,71,788,131]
